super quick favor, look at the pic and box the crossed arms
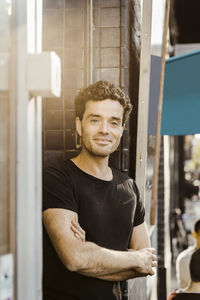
[43,208,157,281]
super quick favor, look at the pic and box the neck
[71,148,112,180]
[195,239,200,249]
[186,281,200,293]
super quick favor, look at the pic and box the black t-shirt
[168,290,200,300]
[43,158,145,300]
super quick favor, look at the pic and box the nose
[99,120,109,134]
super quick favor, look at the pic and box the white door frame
[11,0,43,299]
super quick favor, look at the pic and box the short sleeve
[43,164,78,213]
[133,181,145,227]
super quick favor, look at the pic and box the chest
[75,180,137,249]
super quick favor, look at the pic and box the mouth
[93,138,112,145]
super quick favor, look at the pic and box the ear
[76,117,82,137]
[120,123,125,137]
[192,231,197,239]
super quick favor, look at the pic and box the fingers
[149,250,157,275]
[145,248,156,254]
[152,254,157,261]
[71,220,86,242]
[152,261,157,267]
[150,248,156,254]
[133,248,157,276]
[148,269,155,276]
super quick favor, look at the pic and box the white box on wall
[27,51,61,98]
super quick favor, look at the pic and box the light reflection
[6,0,12,16]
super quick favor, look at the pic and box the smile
[93,138,112,144]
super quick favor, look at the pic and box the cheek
[82,126,96,140]
[113,128,123,139]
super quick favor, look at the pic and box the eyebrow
[86,114,101,119]
[86,114,122,121]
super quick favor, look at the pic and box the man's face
[76,99,124,158]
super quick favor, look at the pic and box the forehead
[83,99,123,118]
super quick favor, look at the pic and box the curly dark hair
[75,80,133,124]
[190,248,200,282]
[194,219,200,234]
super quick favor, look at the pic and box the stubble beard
[82,138,119,158]
[83,143,111,158]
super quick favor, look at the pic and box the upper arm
[43,208,80,270]
[129,221,151,250]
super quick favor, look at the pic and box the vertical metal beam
[135,0,153,202]
[150,0,170,224]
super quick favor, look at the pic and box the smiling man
[42,81,157,300]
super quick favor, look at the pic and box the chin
[91,150,111,157]
[85,146,112,157]
[93,147,118,157]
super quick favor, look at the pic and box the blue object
[161,50,200,135]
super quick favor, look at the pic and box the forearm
[43,210,156,280]
[61,241,138,277]
[96,269,143,281]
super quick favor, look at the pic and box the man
[168,248,200,299]
[176,218,200,289]
[42,81,157,300]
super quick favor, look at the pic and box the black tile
[62,68,84,89]
[46,110,64,130]
[43,0,64,9]
[65,0,84,9]
[42,130,45,150]
[93,0,100,8]
[64,28,84,48]
[65,131,76,149]
[64,89,78,109]
[43,10,64,49]
[109,150,121,169]
[64,48,84,68]
[121,128,129,149]
[65,110,76,130]
[121,149,129,171]
[45,130,64,150]
[65,8,84,28]
[45,97,64,110]
[43,150,65,164]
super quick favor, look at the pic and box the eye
[90,118,99,123]
[111,121,120,127]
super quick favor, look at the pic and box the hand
[129,248,157,276]
[71,220,86,242]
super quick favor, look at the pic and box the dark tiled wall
[42,0,130,170]
[43,0,86,160]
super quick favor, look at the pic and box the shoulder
[44,155,73,176]
[167,290,178,300]
[177,246,195,261]
[168,289,192,300]
[177,246,195,266]
[112,168,138,188]
[112,168,141,201]
[112,167,130,180]
[43,156,78,188]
